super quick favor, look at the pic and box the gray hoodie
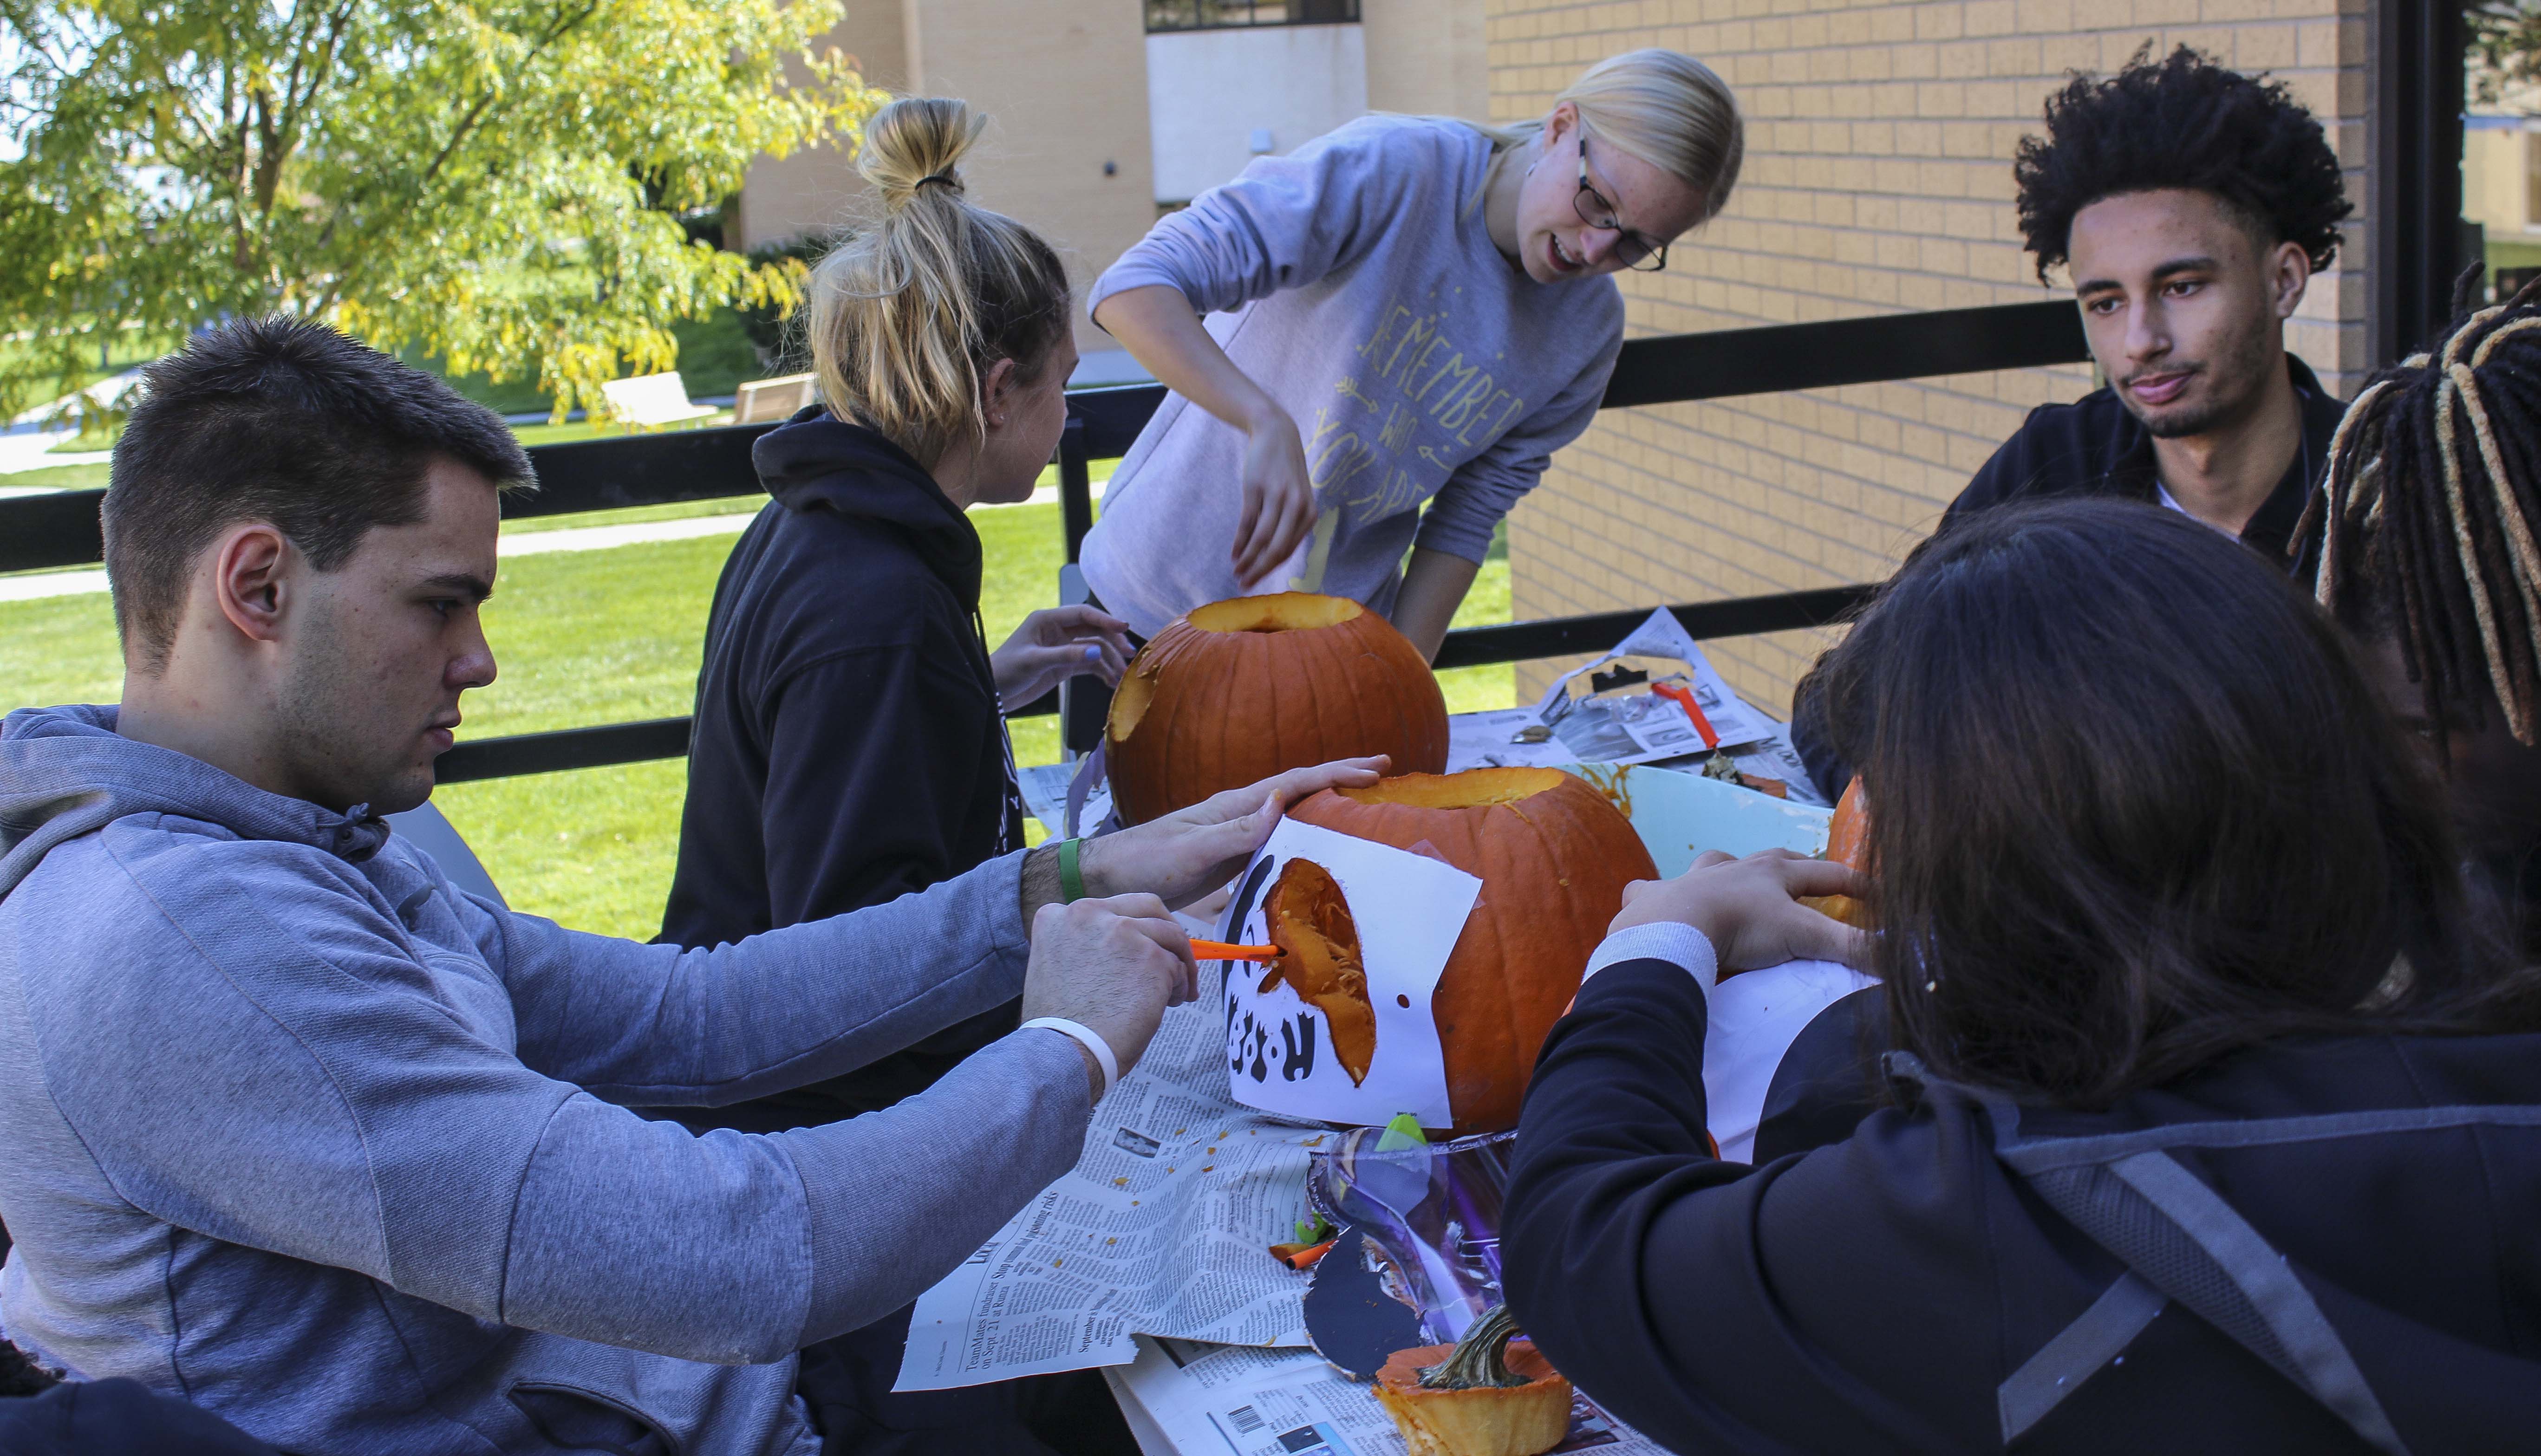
[0,704,1091,1454]
[1081,114,1624,637]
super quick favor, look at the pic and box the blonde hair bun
[808,95,1072,468]
[859,97,987,210]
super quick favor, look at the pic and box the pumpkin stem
[1416,1303,1532,1390]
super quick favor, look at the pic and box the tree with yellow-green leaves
[0,0,883,422]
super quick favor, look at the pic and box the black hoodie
[1503,960,2541,1453]
[658,411,1025,1129]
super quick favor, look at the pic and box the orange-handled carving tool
[1190,939,1285,963]
[1652,680,1720,750]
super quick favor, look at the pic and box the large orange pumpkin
[1106,592,1448,824]
[1798,777,1872,928]
[1286,767,1656,1132]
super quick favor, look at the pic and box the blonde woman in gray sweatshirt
[1082,50,1743,658]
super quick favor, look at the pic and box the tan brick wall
[1366,0,1494,119]
[1491,0,2371,719]
[736,0,1159,353]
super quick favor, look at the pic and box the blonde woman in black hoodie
[657,97,1135,1454]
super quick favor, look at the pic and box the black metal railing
[0,297,2089,782]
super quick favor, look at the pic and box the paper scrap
[1704,959,1879,1163]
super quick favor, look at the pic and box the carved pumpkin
[1263,857,1378,1086]
[1798,777,1872,928]
[1288,767,1657,1132]
[1106,592,1449,824]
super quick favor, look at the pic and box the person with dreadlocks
[1794,45,2352,798]
[2308,286,2541,955]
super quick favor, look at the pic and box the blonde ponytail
[1468,49,1745,224]
[808,97,1073,467]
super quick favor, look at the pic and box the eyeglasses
[1575,135,1668,273]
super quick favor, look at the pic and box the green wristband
[1057,837,1087,903]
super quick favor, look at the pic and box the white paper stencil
[1214,818,1479,1128]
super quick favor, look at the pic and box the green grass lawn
[0,499,1512,940]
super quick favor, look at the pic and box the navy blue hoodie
[1504,957,2541,1453]
[659,411,1026,1129]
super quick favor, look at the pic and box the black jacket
[1792,354,2345,798]
[1503,961,2541,1454]
[658,411,1024,1128]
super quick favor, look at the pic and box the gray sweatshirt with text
[0,704,1088,1454]
[1081,114,1624,637]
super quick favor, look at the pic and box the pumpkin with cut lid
[1105,592,1449,824]
[1286,767,1655,1132]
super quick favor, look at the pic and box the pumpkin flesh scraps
[1263,857,1378,1085]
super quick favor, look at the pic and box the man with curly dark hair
[1795,46,2352,800]
[1970,44,2350,549]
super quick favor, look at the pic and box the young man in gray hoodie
[0,319,1379,1454]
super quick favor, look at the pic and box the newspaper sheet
[1103,1334,1675,1456]
[1018,758,1114,840]
[895,957,1328,1391]
[1530,606,1779,756]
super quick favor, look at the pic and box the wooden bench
[734,372,818,424]
[599,371,719,429]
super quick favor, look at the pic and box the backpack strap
[1995,1271,2166,1443]
[1888,1057,2541,1456]
[2057,1148,2412,1456]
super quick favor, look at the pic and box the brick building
[738,0,2450,727]
[1489,0,2373,711]
[736,0,1491,353]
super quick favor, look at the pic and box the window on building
[1144,0,1358,32]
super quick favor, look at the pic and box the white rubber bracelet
[1021,1017,1118,1102]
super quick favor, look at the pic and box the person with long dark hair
[1502,498,2541,1451]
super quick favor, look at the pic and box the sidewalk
[0,477,1107,604]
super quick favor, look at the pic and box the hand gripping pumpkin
[1105,592,1449,824]
[1797,777,1872,929]
[1287,767,1656,1132]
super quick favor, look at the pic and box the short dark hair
[2013,46,2350,284]
[1814,499,2540,1108]
[104,318,534,671]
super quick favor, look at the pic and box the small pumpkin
[1374,1305,1574,1456]
[1106,592,1448,824]
[1287,767,1656,1132]
[1798,777,1872,928]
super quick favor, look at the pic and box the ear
[209,523,294,645]
[2269,239,2313,321]
[980,356,1021,429]
[1543,100,1580,149]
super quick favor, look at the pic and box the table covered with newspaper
[893,948,1328,1393]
